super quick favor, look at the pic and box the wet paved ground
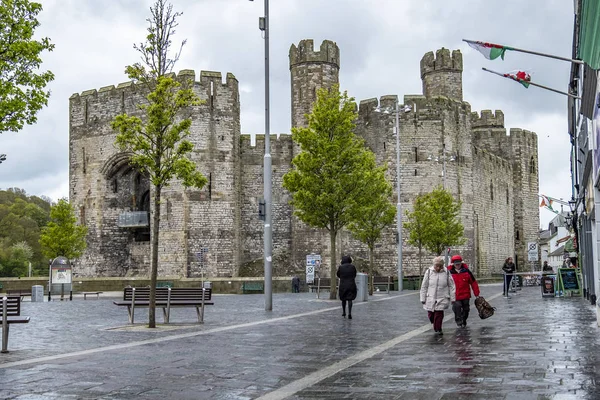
[0,283,599,399]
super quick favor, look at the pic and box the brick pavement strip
[0,285,599,399]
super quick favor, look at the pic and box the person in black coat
[336,255,357,319]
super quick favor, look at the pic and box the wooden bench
[372,276,393,293]
[113,287,213,324]
[1,296,30,353]
[81,291,103,300]
[6,290,32,301]
[242,281,264,294]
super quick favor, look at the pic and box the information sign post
[49,256,73,301]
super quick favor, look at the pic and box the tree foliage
[404,186,466,276]
[0,0,54,133]
[347,166,396,294]
[39,198,87,260]
[111,0,206,328]
[283,85,377,299]
[0,188,51,275]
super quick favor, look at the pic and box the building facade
[69,39,539,279]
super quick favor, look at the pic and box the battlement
[70,70,238,99]
[289,39,340,69]
[509,128,538,147]
[471,110,505,129]
[420,48,463,78]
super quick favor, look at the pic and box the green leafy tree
[39,198,87,260]
[405,193,435,280]
[405,186,466,280]
[0,0,54,134]
[283,85,377,299]
[111,0,207,328]
[347,166,396,295]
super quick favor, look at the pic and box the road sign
[528,242,538,261]
[306,254,321,284]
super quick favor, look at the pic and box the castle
[69,39,539,279]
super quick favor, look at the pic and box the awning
[579,0,600,69]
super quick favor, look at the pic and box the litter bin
[31,285,44,302]
[203,281,212,289]
[355,273,368,302]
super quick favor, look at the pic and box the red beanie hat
[451,255,462,263]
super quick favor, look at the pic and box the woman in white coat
[420,256,456,335]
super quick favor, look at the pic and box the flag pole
[463,39,584,65]
[482,68,580,99]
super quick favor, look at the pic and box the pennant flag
[503,70,532,88]
[465,40,513,60]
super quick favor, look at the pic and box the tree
[283,85,377,299]
[39,198,87,260]
[0,0,54,134]
[347,166,396,295]
[404,193,435,280]
[404,186,466,279]
[111,0,207,328]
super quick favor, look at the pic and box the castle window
[82,147,86,174]
[490,181,493,200]
[208,173,212,200]
[529,157,536,173]
[414,169,418,176]
[383,142,386,151]
[516,230,520,240]
[112,179,118,193]
[506,188,509,205]
[414,147,419,162]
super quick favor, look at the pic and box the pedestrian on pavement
[420,256,456,335]
[337,255,357,319]
[502,256,516,296]
[291,276,300,293]
[542,261,553,272]
[448,254,480,328]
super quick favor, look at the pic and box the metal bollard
[2,296,8,353]
[200,288,205,324]
[166,287,172,323]
[130,288,136,324]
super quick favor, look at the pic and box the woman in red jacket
[448,254,480,328]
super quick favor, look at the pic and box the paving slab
[0,284,599,399]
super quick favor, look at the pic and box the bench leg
[162,307,169,324]
[83,294,87,300]
[1,324,9,353]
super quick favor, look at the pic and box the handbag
[474,296,496,319]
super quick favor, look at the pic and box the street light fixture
[374,101,412,292]
[250,0,272,311]
[427,145,457,189]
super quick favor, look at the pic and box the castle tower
[289,39,340,128]
[420,48,463,101]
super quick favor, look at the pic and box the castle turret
[289,39,340,128]
[420,48,463,101]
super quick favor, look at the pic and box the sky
[0,0,575,228]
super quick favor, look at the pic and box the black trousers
[504,274,513,294]
[452,299,471,325]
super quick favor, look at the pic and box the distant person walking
[502,256,516,296]
[337,255,357,319]
[291,276,300,293]
[542,261,553,272]
[420,256,456,335]
[448,254,480,328]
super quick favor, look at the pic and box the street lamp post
[375,101,412,292]
[250,0,272,311]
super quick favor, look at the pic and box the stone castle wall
[69,39,539,279]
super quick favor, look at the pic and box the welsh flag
[466,40,513,60]
[503,70,532,88]
[539,195,555,212]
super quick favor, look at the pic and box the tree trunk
[418,245,423,289]
[149,185,161,328]
[368,244,374,296]
[329,229,337,300]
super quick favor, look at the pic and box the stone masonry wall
[421,49,463,102]
[70,70,240,278]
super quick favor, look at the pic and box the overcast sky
[0,0,574,228]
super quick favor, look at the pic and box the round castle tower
[289,39,340,128]
[420,48,463,101]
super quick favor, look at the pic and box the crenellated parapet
[420,48,463,102]
[289,39,340,69]
[420,48,463,76]
[471,110,505,129]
